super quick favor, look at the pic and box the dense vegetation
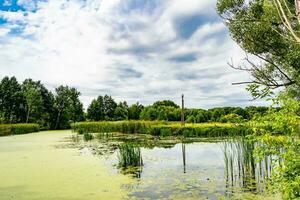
[0,123,39,136]
[217,1,300,199]
[0,76,270,131]
[217,0,300,99]
[72,121,249,137]
[0,77,84,130]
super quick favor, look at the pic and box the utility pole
[181,94,186,173]
[181,94,185,126]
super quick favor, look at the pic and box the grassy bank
[0,124,40,136]
[71,121,250,137]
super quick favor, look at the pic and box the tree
[217,0,300,99]
[114,101,129,120]
[103,95,117,120]
[153,100,179,108]
[128,102,144,120]
[0,76,25,123]
[22,80,43,123]
[53,86,84,129]
[22,79,55,129]
[87,96,104,121]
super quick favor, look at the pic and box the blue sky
[0,0,268,108]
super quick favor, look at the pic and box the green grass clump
[72,121,249,137]
[118,144,143,168]
[0,123,39,136]
[83,132,94,141]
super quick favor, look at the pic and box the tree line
[0,76,269,129]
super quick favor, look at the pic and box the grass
[71,121,250,137]
[0,123,40,136]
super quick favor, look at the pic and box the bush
[0,123,39,136]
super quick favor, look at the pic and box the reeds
[118,143,143,168]
[222,139,272,195]
[83,133,94,141]
[117,143,143,177]
[71,121,249,137]
[0,123,39,136]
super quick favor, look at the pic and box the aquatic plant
[83,132,94,141]
[117,143,143,177]
[222,139,272,195]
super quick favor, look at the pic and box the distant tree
[87,96,104,121]
[153,100,179,108]
[140,106,157,120]
[186,115,196,123]
[0,76,25,123]
[128,102,144,120]
[220,113,244,123]
[68,87,85,123]
[22,80,43,123]
[53,86,84,129]
[209,108,226,122]
[103,95,117,120]
[22,79,55,129]
[114,101,129,120]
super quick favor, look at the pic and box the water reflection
[117,144,143,178]
[91,135,277,199]
[222,139,272,196]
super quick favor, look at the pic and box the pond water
[91,134,275,200]
[0,131,280,200]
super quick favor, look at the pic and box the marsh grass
[83,133,94,141]
[72,121,249,137]
[117,143,143,177]
[222,139,273,196]
[0,123,39,136]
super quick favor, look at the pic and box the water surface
[0,131,280,200]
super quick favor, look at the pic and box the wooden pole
[181,94,185,126]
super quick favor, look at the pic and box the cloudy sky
[0,0,269,108]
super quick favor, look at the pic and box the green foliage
[248,95,300,199]
[114,102,129,121]
[152,100,179,108]
[220,113,244,123]
[87,95,119,121]
[128,102,143,120]
[83,132,94,141]
[72,121,162,134]
[0,76,26,123]
[71,121,248,137]
[22,79,43,123]
[118,143,143,168]
[217,0,300,98]
[0,123,39,136]
[53,86,85,129]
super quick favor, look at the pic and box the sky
[0,0,269,109]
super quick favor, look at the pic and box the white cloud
[0,0,269,109]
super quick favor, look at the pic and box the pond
[88,133,276,200]
[0,131,280,200]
